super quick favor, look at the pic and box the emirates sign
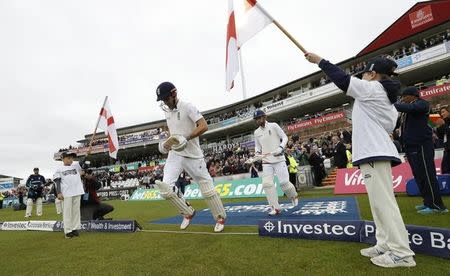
[409,5,434,29]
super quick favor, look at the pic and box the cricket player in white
[155,82,226,232]
[306,53,415,268]
[252,110,298,215]
[53,152,85,238]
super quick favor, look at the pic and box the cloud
[0,0,418,180]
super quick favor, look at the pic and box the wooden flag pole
[87,96,108,156]
[253,1,308,54]
[273,20,308,54]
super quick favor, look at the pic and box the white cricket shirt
[53,161,85,197]
[165,99,204,159]
[254,122,288,164]
[347,77,400,165]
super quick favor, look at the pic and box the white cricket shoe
[291,197,299,207]
[180,211,195,230]
[214,217,225,233]
[360,246,385,258]
[268,207,281,216]
[25,214,31,218]
[370,251,416,268]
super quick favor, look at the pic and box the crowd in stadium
[58,128,167,152]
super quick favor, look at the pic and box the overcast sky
[0,0,419,181]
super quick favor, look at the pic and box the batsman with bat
[252,109,298,215]
[155,82,226,232]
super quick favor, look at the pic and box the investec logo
[264,221,276,232]
[263,220,357,236]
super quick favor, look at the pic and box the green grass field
[1,189,449,275]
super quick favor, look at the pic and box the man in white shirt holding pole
[253,110,298,215]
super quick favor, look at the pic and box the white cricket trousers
[163,151,212,185]
[62,196,81,234]
[360,161,414,257]
[262,162,290,184]
[55,198,62,214]
[25,197,42,216]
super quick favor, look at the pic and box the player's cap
[33,167,39,171]
[356,57,399,77]
[61,152,77,158]
[253,109,266,119]
[401,86,420,97]
[156,82,177,101]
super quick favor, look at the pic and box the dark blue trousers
[405,141,446,210]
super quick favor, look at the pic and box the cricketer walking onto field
[155,81,226,232]
[252,109,298,216]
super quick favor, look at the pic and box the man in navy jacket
[395,86,448,214]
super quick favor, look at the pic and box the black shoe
[65,232,74,239]
[71,230,79,237]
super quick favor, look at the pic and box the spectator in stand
[345,144,353,168]
[16,186,26,208]
[285,148,299,188]
[392,49,401,60]
[297,146,310,166]
[409,42,420,54]
[437,106,450,174]
[436,76,447,86]
[222,161,231,175]
[399,46,408,58]
[332,135,348,169]
[321,142,334,158]
[341,129,352,144]
[308,146,325,186]
[444,29,450,41]
[0,192,4,209]
[249,163,259,178]
[395,87,448,214]
[81,169,114,220]
[320,76,326,86]
[422,38,429,49]
[208,161,217,177]
[429,37,436,47]
[175,171,190,195]
[142,173,151,188]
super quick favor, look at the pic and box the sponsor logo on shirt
[61,169,78,176]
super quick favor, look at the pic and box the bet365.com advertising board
[130,177,282,201]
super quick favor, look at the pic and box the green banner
[130,177,282,201]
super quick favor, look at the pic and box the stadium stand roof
[358,0,450,56]
[0,174,23,185]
